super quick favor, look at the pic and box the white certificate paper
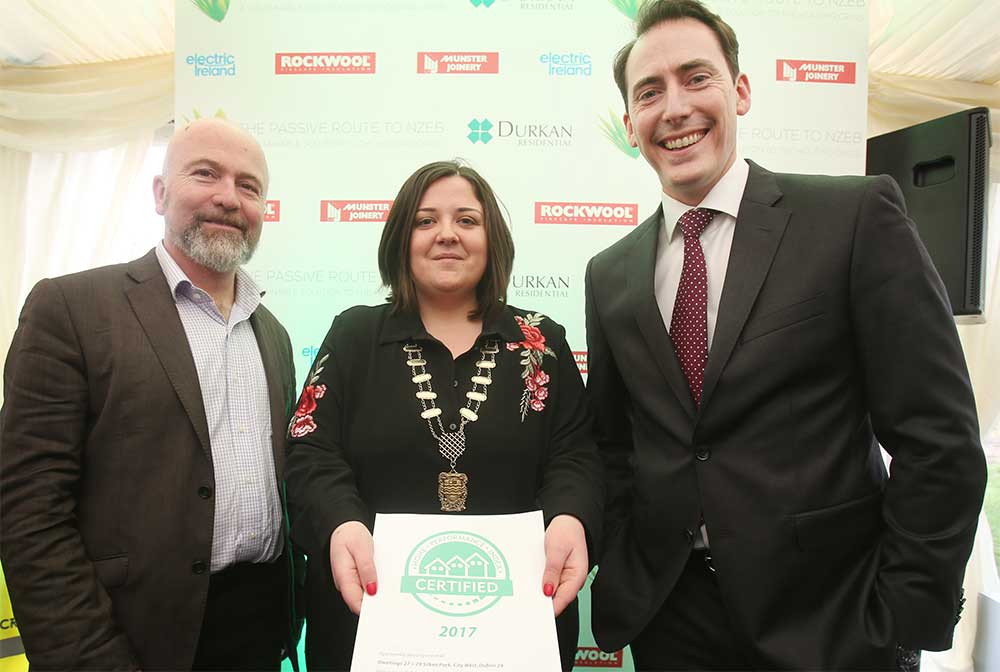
[350,511,562,672]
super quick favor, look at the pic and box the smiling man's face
[623,18,750,205]
[154,118,269,273]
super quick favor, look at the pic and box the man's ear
[153,175,167,215]
[735,72,751,117]
[624,112,638,148]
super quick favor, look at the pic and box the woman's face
[409,175,488,307]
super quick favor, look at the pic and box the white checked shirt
[156,243,283,572]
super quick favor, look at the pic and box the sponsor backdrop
[173,0,868,670]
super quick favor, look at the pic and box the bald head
[161,118,269,195]
[154,117,270,274]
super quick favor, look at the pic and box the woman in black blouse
[284,160,603,671]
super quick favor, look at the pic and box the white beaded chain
[403,340,499,468]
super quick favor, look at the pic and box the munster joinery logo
[264,200,280,222]
[535,202,638,226]
[418,52,499,74]
[320,200,393,223]
[777,60,856,84]
[401,531,512,616]
[275,52,376,75]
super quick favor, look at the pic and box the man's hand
[541,514,589,616]
[329,521,377,615]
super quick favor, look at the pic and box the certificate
[351,510,562,672]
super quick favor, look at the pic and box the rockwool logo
[535,202,637,226]
[777,59,856,84]
[264,200,280,222]
[320,200,392,223]
[418,52,499,74]
[575,647,622,667]
[275,52,376,75]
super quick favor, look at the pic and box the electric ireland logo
[400,531,512,616]
[467,119,494,144]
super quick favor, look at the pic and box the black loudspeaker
[866,107,991,321]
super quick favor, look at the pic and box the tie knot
[677,208,714,240]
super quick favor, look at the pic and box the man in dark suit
[0,118,300,670]
[585,1,987,669]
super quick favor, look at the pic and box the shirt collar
[660,156,750,241]
[379,303,524,345]
[154,241,264,314]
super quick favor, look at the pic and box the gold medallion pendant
[438,470,469,512]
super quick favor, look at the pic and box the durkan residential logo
[320,200,392,223]
[264,200,280,222]
[466,118,573,148]
[467,119,494,144]
[190,0,230,22]
[275,52,376,75]
[535,202,638,226]
[599,110,639,159]
[777,59,856,84]
[469,0,497,6]
[401,531,512,616]
[418,52,499,74]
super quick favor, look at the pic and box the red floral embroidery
[289,415,317,438]
[295,383,326,416]
[507,314,557,421]
[288,355,329,438]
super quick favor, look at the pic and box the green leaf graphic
[608,0,642,20]
[189,0,230,22]
[181,108,228,125]
[598,110,639,159]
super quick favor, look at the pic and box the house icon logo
[400,531,512,616]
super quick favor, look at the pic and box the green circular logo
[400,531,513,617]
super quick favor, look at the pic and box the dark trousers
[630,550,752,671]
[192,561,285,671]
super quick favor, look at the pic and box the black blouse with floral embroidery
[283,302,603,669]
[285,302,603,559]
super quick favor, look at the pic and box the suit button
[684,528,695,543]
[192,560,207,575]
[198,486,213,499]
[695,448,711,461]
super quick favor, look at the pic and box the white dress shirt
[655,157,750,351]
[654,158,750,549]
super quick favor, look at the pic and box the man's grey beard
[169,219,257,273]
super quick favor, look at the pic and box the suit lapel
[627,206,697,419]
[125,250,212,458]
[251,310,289,478]
[701,162,789,410]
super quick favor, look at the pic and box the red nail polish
[366,581,377,596]
[543,583,554,597]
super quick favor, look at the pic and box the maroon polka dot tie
[670,208,715,406]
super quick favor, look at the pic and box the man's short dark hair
[377,160,515,323]
[613,0,741,109]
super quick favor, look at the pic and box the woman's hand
[328,521,378,615]
[542,514,589,616]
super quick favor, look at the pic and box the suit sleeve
[0,279,139,670]
[584,258,635,539]
[283,314,370,559]
[849,176,987,650]
[535,322,605,562]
